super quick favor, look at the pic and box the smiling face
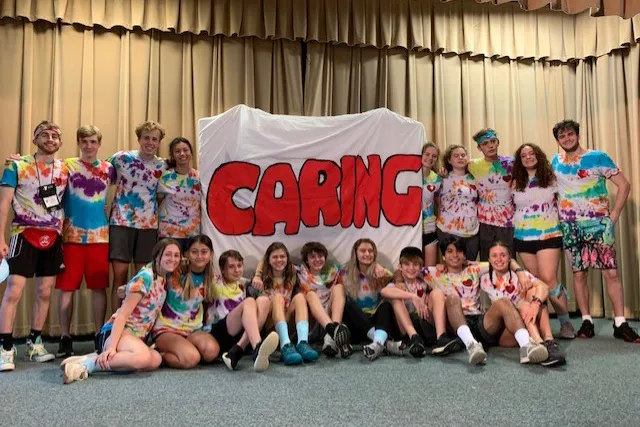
[157,244,182,274]
[306,251,326,275]
[222,257,244,283]
[400,259,421,281]
[556,128,580,153]
[34,129,63,155]
[171,141,192,168]
[356,242,375,269]
[519,145,538,170]
[443,244,465,270]
[138,129,162,157]
[488,245,510,273]
[268,249,288,276]
[422,146,438,170]
[188,242,212,273]
[78,135,101,159]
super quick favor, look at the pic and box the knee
[200,340,220,363]
[602,269,620,282]
[243,297,257,310]
[2,284,23,305]
[429,288,445,302]
[256,296,270,310]
[179,347,202,369]
[445,293,460,308]
[291,293,306,306]
[36,283,54,300]
[149,350,163,370]
[273,293,285,306]
[130,350,156,371]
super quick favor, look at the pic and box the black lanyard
[33,154,55,187]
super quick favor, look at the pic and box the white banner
[198,105,424,270]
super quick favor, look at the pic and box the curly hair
[442,144,468,173]
[512,143,556,191]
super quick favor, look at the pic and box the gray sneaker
[384,340,406,357]
[520,340,549,364]
[467,342,487,365]
[363,342,384,361]
[322,334,339,358]
[559,321,576,339]
[26,337,55,363]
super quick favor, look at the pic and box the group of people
[0,119,636,385]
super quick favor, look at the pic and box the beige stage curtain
[0,17,302,337]
[1,0,639,60]
[304,40,640,318]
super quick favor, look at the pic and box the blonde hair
[76,125,102,142]
[135,121,166,140]
[343,238,378,298]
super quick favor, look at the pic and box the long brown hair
[512,143,556,191]
[443,144,468,173]
[182,235,217,301]
[421,142,440,174]
[262,242,296,291]
[151,238,182,279]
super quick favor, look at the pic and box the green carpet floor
[2,319,639,427]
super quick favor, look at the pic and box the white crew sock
[582,315,593,324]
[456,325,477,348]
[614,316,626,327]
[514,328,531,348]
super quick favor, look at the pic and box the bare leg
[538,306,554,341]
[572,270,590,317]
[226,298,261,349]
[518,302,542,343]
[111,261,129,311]
[187,331,220,362]
[290,293,308,323]
[271,294,286,324]
[424,243,438,267]
[0,275,26,333]
[58,291,74,337]
[483,298,526,338]
[444,294,468,330]
[101,331,162,371]
[427,288,446,337]
[390,299,416,337]
[32,276,56,330]
[602,268,625,318]
[155,333,201,369]
[329,284,346,323]
[306,292,332,327]
[537,249,569,316]
[91,289,107,332]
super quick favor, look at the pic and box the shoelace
[31,343,49,357]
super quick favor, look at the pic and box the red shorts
[56,243,110,291]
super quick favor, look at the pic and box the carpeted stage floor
[2,318,639,427]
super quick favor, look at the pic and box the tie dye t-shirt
[62,158,116,244]
[512,177,562,241]
[422,263,490,315]
[422,171,442,234]
[296,263,341,309]
[437,174,479,237]
[108,150,167,229]
[551,150,619,222]
[338,264,392,314]
[204,278,249,327]
[0,156,69,235]
[385,278,431,314]
[152,271,207,338]
[480,270,535,307]
[158,168,202,238]
[104,264,167,339]
[467,156,514,227]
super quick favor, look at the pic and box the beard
[561,140,580,153]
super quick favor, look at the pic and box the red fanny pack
[21,228,58,250]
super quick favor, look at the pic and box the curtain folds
[0,17,302,336]
[1,0,639,61]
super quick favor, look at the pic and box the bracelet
[514,267,525,273]
[531,296,542,304]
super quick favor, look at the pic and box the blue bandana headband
[476,130,497,145]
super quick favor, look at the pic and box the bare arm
[609,172,631,224]
[381,286,416,301]
[103,292,143,352]
[0,186,15,259]
[526,278,549,302]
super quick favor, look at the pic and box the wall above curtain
[1,0,638,61]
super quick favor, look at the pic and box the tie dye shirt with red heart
[422,171,442,234]
[422,263,490,315]
[480,270,535,307]
[436,174,479,237]
[385,278,431,314]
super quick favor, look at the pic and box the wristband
[514,267,525,273]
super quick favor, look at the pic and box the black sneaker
[333,324,353,358]
[576,320,595,339]
[222,344,244,371]
[431,334,464,356]
[540,340,566,367]
[408,334,426,358]
[613,322,640,343]
[56,336,74,358]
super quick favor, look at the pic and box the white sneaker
[384,340,406,357]
[467,342,487,365]
[63,362,89,384]
[59,353,97,371]
[0,346,16,371]
[363,342,384,361]
[519,340,549,364]
[26,337,55,363]
[253,331,279,372]
[321,334,339,357]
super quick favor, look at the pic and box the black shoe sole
[333,325,352,358]
[409,343,426,358]
[540,356,567,367]
[432,338,465,356]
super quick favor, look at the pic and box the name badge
[38,184,60,211]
